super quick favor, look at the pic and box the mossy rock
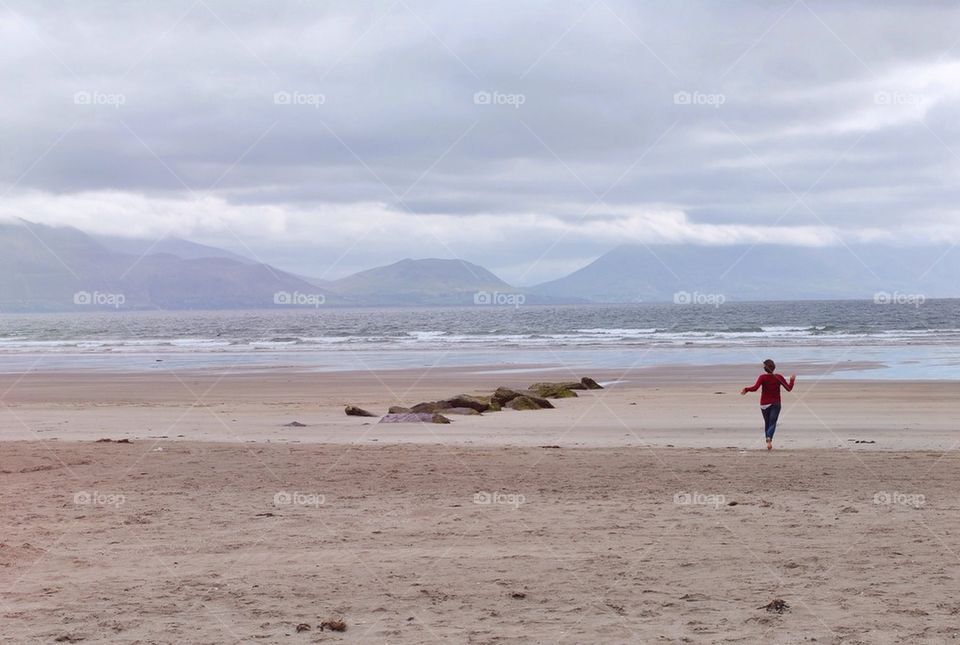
[441,394,491,412]
[505,395,554,411]
[528,383,579,399]
[580,377,603,390]
[345,405,377,417]
[491,387,524,407]
[410,401,446,413]
[443,407,481,415]
[531,381,587,392]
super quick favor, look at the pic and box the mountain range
[1,218,957,311]
[531,243,960,302]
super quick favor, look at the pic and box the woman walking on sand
[741,359,796,450]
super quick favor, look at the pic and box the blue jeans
[761,403,781,440]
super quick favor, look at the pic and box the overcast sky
[2,0,959,284]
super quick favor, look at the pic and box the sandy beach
[0,366,957,449]
[6,0,960,640]
[2,368,960,643]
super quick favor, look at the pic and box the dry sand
[2,368,960,643]
[3,443,960,644]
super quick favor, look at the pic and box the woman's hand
[740,388,748,395]
[789,374,796,381]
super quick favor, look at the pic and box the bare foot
[766,441,773,451]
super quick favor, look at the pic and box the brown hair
[763,359,776,373]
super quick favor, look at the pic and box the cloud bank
[2,0,959,282]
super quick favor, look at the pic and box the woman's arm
[741,376,763,395]
[778,374,796,391]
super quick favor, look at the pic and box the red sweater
[745,373,795,405]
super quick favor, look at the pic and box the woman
[741,359,796,450]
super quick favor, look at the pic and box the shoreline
[0,358,893,381]
[1,343,957,380]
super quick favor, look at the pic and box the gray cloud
[2,0,960,283]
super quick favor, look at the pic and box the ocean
[1,300,958,378]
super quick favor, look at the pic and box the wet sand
[0,368,957,449]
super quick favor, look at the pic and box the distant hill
[327,258,519,306]
[92,234,254,264]
[0,219,328,311]
[531,244,960,302]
